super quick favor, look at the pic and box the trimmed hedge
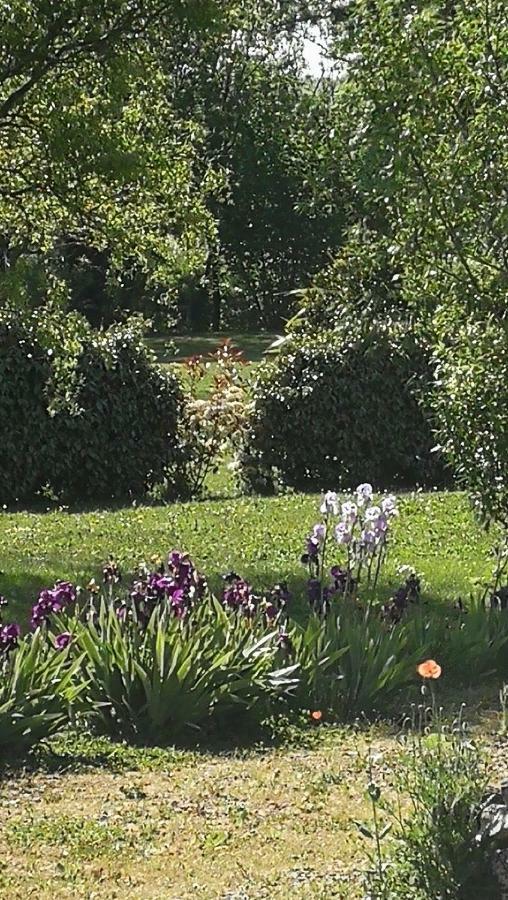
[239,323,451,493]
[0,310,187,504]
[0,310,52,503]
[47,318,186,501]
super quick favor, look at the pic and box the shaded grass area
[0,492,499,624]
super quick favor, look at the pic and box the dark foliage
[240,322,451,492]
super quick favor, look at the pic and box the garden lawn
[146,332,277,366]
[0,719,505,900]
[0,492,499,624]
[146,332,276,398]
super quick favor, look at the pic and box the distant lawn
[0,492,499,625]
[145,331,277,398]
[146,332,278,365]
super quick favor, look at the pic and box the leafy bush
[44,314,187,501]
[240,323,450,492]
[432,313,508,528]
[288,226,406,334]
[1,309,188,503]
[179,339,249,496]
[0,309,52,504]
[0,630,85,756]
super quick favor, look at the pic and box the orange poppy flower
[417,659,442,679]
[311,710,323,722]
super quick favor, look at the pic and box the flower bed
[1,486,508,752]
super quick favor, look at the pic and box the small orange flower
[417,659,442,679]
[311,710,323,722]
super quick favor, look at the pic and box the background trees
[1,0,507,517]
[0,0,350,330]
[0,0,219,317]
[281,0,508,522]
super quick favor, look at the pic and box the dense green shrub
[0,310,188,504]
[45,315,187,501]
[0,309,52,504]
[240,322,450,492]
[432,313,508,528]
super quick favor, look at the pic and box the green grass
[0,491,499,625]
[146,332,278,365]
[0,486,505,899]
[0,723,505,899]
[146,331,276,398]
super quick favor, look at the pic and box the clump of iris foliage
[1,486,508,752]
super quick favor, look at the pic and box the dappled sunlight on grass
[0,492,499,622]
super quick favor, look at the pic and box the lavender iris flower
[356,483,373,506]
[375,513,389,534]
[381,495,398,515]
[361,528,377,548]
[320,491,339,516]
[341,501,357,523]
[312,523,326,542]
[335,522,352,544]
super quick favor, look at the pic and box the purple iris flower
[169,551,183,569]
[306,536,320,557]
[152,576,174,595]
[307,578,322,609]
[264,602,278,621]
[55,632,72,650]
[30,581,77,630]
[0,622,21,652]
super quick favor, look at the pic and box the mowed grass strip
[0,728,400,900]
[0,492,499,622]
[0,722,505,900]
